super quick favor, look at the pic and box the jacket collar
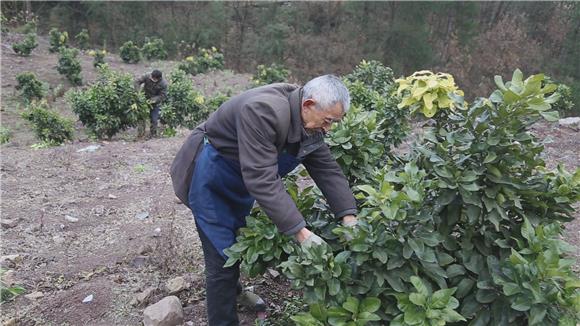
[288,87,303,143]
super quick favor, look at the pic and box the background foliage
[3,2,578,113]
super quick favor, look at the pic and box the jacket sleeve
[134,74,146,90]
[302,144,357,219]
[150,80,168,104]
[236,102,306,235]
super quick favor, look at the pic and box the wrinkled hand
[301,232,326,247]
[341,215,358,241]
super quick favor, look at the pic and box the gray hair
[303,74,350,113]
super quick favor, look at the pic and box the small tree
[67,65,149,139]
[48,28,68,53]
[88,49,107,68]
[15,72,46,103]
[141,37,168,60]
[75,28,89,50]
[159,69,207,133]
[57,47,82,85]
[12,33,37,56]
[21,100,74,145]
[119,40,141,63]
[251,63,290,86]
[177,47,224,75]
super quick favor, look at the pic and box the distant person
[170,75,358,325]
[134,69,168,137]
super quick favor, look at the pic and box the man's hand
[295,227,325,247]
[342,215,357,227]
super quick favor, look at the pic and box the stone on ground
[143,296,184,326]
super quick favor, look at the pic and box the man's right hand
[295,227,325,247]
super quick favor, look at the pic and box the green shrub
[57,47,82,85]
[226,69,580,325]
[119,40,141,63]
[206,92,230,112]
[0,126,11,144]
[15,72,46,103]
[67,65,149,139]
[75,28,89,49]
[21,100,74,145]
[159,69,209,133]
[1,14,8,33]
[48,28,68,53]
[12,33,37,56]
[251,63,290,86]
[177,47,224,75]
[544,77,577,117]
[141,37,168,60]
[88,49,107,68]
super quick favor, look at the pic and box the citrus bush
[48,28,68,53]
[21,100,74,145]
[12,33,37,56]
[57,47,82,85]
[15,72,46,103]
[226,69,580,325]
[141,37,168,60]
[160,69,218,136]
[75,28,89,49]
[88,49,106,68]
[119,40,141,63]
[177,47,224,75]
[251,63,290,86]
[67,65,149,139]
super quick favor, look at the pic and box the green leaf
[446,264,466,278]
[357,311,381,322]
[410,276,431,296]
[529,305,547,325]
[403,305,426,325]
[309,303,327,321]
[501,283,521,296]
[328,278,341,296]
[460,183,480,192]
[431,288,456,309]
[360,297,381,313]
[343,296,360,314]
[483,152,497,164]
[409,293,427,306]
[539,110,559,122]
[475,289,497,303]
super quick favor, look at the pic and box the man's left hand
[341,215,357,227]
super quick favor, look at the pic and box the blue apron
[188,143,301,258]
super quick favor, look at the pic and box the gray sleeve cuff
[334,208,357,220]
[282,220,306,236]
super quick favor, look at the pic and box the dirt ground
[1,32,579,325]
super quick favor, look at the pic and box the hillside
[1,32,579,325]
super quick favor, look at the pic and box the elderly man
[135,69,168,137]
[171,75,357,325]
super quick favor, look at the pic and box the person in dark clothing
[170,75,357,325]
[134,69,168,137]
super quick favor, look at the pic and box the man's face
[150,76,159,83]
[301,99,344,134]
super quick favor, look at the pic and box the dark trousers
[150,105,161,135]
[196,223,241,326]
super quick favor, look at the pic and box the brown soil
[1,31,579,325]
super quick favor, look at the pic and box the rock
[82,294,94,303]
[132,286,157,306]
[2,270,17,286]
[108,194,118,199]
[53,235,65,244]
[132,255,150,268]
[138,244,154,255]
[143,296,184,326]
[0,255,22,268]
[3,318,17,326]
[152,227,161,237]
[559,117,580,131]
[136,212,149,220]
[185,321,194,326]
[24,291,44,300]
[64,215,79,223]
[165,276,189,294]
[1,218,18,229]
[267,268,280,278]
[77,145,101,153]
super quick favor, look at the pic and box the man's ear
[302,99,316,111]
